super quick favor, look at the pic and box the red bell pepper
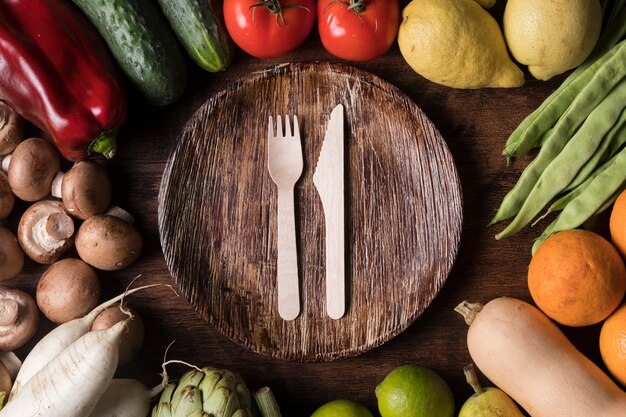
[0,0,127,161]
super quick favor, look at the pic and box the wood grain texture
[158,62,463,361]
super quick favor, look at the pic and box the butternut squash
[456,297,626,417]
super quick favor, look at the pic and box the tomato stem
[347,0,365,13]
[250,0,311,26]
[323,0,365,22]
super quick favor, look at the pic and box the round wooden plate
[158,62,463,361]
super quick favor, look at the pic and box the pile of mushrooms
[0,113,142,269]
[0,101,145,359]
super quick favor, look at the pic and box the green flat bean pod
[495,76,626,239]
[503,38,626,158]
[562,107,626,193]
[531,147,626,254]
[531,154,616,227]
[492,44,626,226]
[596,185,625,215]
[606,112,626,156]
[549,152,618,214]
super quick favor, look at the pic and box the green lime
[310,399,374,417]
[375,365,455,417]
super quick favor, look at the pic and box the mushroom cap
[18,200,75,264]
[91,304,144,365]
[8,137,60,202]
[0,226,24,282]
[0,171,14,220]
[0,287,39,350]
[0,101,25,156]
[76,214,142,271]
[36,258,100,324]
[62,161,112,220]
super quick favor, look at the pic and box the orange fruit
[528,229,626,327]
[610,189,626,259]
[600,302,626,387]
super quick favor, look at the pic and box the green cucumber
[156,0,234,72]
[70,0,187,106]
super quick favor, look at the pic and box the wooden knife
[313,104,345,319]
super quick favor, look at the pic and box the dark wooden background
[8,1,612,415]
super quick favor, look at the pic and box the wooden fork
[267,115,303,321]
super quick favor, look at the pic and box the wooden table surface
[9,2,610,416]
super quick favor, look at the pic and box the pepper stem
[88,131,117,159]
[255,387,282,417]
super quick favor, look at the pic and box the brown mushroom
[6,137,60,202]
[50,160,112,220]
[0,172,14,220]
[0,351,21,380]
[18,200,75,264]
[0,101,24,156]
[75,214,141,271]
[0,287,39,350]
[0,226,23,282]
[0,359,12,396]
[36,258,100,324]
[90,304,144,365]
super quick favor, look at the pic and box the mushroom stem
[0,299,19,327]
[50,171,65,199]
[0,154,10,173]
[32,213,72,252]
[46,212,75,240]
[105,206,135,225]
[19,200,74,264]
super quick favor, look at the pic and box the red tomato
[317,0,400,62]
[224,0,316,58]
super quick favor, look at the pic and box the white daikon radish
[0,320,126,417]
[10,283,158,397]
[89,376,168,417]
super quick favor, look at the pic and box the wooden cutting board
[158,62,462,361]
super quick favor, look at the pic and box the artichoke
[152,366,256,417]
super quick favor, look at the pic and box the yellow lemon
[503,0,602,80]
[398,0,524,89]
